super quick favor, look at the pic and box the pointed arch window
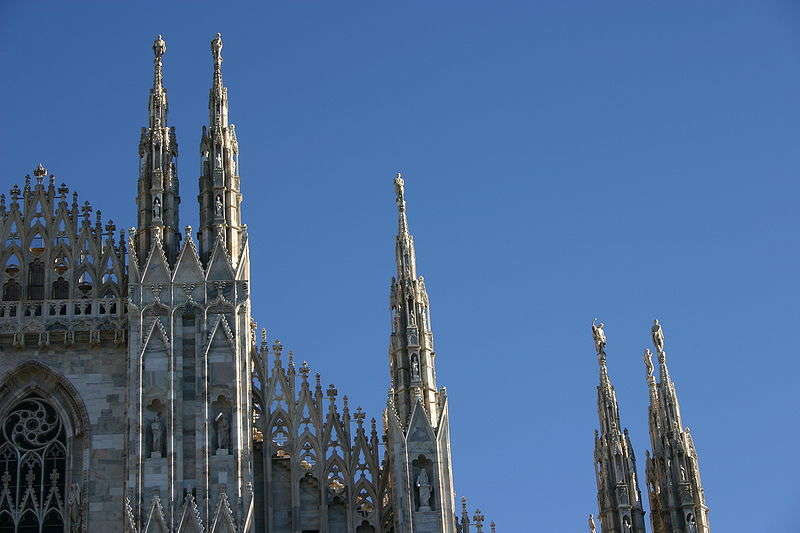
[27,260,44,301]
[2,282,21,302]
[0,394,68,532]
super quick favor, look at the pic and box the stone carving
[588,514,596,533]
[150,412,163,458]
[643,349,654,377]
[215,195,224,217]
[652,319,665,352]
[686,513,697,533]
[153,197,161,219]
[592,319,606,355]
[410,353,420,382]
[416,468,432,511]
[216,411,230,450]
[68,482,81,532]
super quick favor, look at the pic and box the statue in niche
[686,514,697,533]
[215,151,222,169]
[622,515,632,533]
[67,483,81,532]
[153,197,161,220]
[410,353,420,381]
[150,412,163,457]
[216,411,230,450]
[416,468,432,511]
[215,195,224,218]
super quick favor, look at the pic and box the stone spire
[135,34,181,264]
[385,173,457,532]
[591,321,646,533]
[198,33,244,265]
[644,320,710,533]
[389,172,438,424]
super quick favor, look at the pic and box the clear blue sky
[2,2,798,530]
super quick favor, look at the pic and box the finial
[33,163,47,177]
[588,513,597,533]
[272,339,283,361]
[327,383,338,401]
[153,35,166,60]
[490,521,496,533]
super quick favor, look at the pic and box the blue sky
[1,2,799,530]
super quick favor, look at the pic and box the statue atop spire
[651,318,665,353]
[591,319,607,358]
[211,32,223,67]
[394,172,410,236]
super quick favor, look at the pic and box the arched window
[28,260,45,300]
[0,394,68,532]
[2,281,21,302]
[52,278,69,300]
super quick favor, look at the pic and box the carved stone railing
[0,298,127,321]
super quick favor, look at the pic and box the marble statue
[216,411,229,450]
[68,482,81,532]
[652,319,665,352]
[151,412,162,457]
[416,468,432,511]
[592,320,607,354]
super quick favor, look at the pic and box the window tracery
[0,394,68,532]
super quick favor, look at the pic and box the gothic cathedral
[0,34,711,533]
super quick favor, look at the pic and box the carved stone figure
[151,412,163,457]
[215,195,224,217]
[215,151,222,169]
[588,514,596,533]
[622,515,632,532]
[153,197,161,219]
[643,349,654,377]
[410,353,420,381]
[592,320,607,354]
[68,482,81,532]
[686,514,697,533]
[416,468,432,511]
[652,319,665,352]
[216,411,230,450]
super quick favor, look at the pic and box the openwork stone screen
[0,395,68,532]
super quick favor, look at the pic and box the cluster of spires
[589,320,709,533]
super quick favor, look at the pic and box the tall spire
[644,320,711,533]
[389,173,436,424]
[198,33,243,265]
[591,321,646,533]
[135,34,180,265]
[385,173,457,532]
